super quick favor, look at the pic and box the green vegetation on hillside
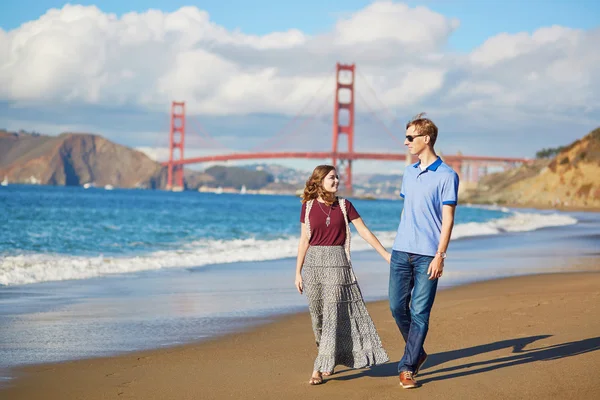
[535,146,566,159]
[204,165,274,190]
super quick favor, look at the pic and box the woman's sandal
[309,372,323,385]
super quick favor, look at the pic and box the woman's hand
[295,273,303,294]
[385,251,391,264]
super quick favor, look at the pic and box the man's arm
[437,204,456,255]
[427,204,456,280]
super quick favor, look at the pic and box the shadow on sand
[328,335,600,383]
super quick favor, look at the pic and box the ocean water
[1,184,598,380]
[0,185,577,286]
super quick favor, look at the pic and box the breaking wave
[0,211,577,286]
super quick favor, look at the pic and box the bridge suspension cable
[355,88,405,147]
[261,89,334,152]
[249,73,332,152]
[356,68,407,131]
[189,118,231,151]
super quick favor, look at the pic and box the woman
[295,165,391,385]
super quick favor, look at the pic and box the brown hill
[0,130,167,188]
[462,127,600,209]
[0,130,275,191]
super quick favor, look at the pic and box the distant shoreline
[7,183,600,210]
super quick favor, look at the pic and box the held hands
[295,273,303,294]
[427,255,444,280]
[384,251,391,264]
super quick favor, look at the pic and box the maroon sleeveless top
[300,199,360,246]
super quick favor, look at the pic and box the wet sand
[2,270,600,400]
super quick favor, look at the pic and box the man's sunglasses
[405,134,428,142]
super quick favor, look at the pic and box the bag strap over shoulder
[338,197,357,283]
[338,198,351,262]
[305,199,314,240]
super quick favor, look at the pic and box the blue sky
[2,0,599,50]
[0,1,599,174]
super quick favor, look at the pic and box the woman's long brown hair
[301,165,337,205]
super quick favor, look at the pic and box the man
[389,113,459,389]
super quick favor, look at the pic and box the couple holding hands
[295,113,459,389]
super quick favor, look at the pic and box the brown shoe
[414,352,428,376]
[399,371,418,389]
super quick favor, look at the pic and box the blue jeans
[389,250,439,373]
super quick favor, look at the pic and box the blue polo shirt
[392,156,459,257]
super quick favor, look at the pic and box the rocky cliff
[462,127,600,209]
[0,131,167,188]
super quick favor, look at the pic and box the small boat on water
[1,176,8,186]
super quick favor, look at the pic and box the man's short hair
[406,112,438,147]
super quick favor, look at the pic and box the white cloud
[0,2,457,115]
[469,26,582,67]
[455,26,600,121]
[332,1,459,48]
[0,0,598,135]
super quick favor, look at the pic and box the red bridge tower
[167,101,185,191]
[332,63,355,194]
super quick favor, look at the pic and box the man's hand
[427,256,444,280]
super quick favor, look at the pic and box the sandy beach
[2,269,599,400]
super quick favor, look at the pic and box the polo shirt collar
[412,156,442,172]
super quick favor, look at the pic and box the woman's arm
[295,223,310,294]
[351,217,391,263]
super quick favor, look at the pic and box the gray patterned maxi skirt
[302,245,389,373]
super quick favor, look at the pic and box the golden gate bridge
[161,63,530,193]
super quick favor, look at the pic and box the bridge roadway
[161,151,530,166]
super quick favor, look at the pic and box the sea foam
[0,211,577,286]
